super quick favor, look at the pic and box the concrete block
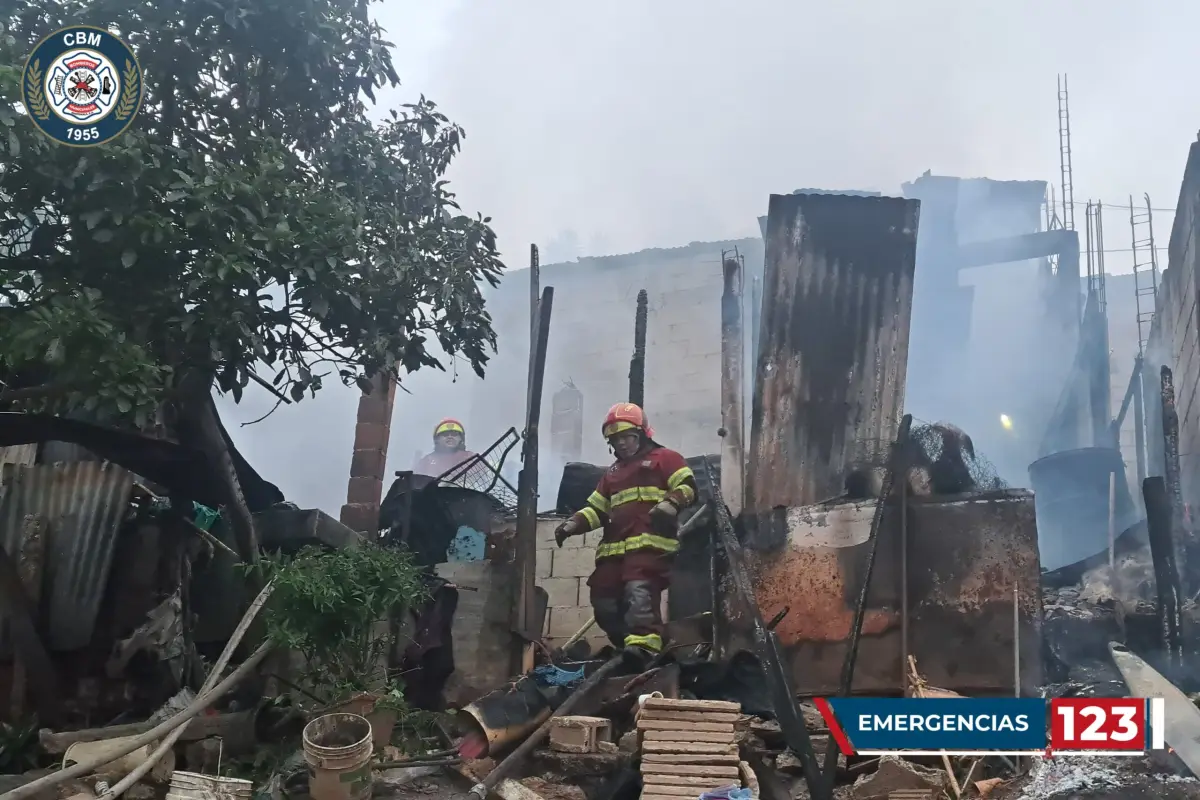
[582,531,603,547]
[539,577,581,608]
[536,548,553,579]
[535,520,560,549]
[547,605,594,638]
[552,547,595,579]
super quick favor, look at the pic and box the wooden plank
[637,719,734,733]
[643,776,741,790]
[641,790,719,799]
[637,710,741,724]
[642,698,740,713]
[641,753,740,765]
[642,741,738,755]
[642,729,735,743]
[641,764,740,778]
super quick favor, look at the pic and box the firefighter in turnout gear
[554,403,698,663]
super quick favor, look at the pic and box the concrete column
[339,373,397,535]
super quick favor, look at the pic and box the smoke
[219,0,1200,513]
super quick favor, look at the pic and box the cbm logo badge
[22,26,143,147]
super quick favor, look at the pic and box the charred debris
[7,165,1200,800]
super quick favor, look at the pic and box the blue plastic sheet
[697,786,751,800]
[533,663,585,687]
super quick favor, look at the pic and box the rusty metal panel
[748,193,920,510]
[719,491,1042,695]
[0,461,135,652]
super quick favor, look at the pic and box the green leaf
[121,250,138,268]
[93,229,115,243]
[81,210,104,230]
[164,190,187,202]
[116,397,132,413]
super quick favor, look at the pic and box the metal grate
[435,427,520,512]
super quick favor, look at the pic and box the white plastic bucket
[302,713,374,800]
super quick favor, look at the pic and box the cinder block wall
[468,239,764,466]
[534,518,610,650]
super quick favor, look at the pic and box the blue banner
[824,698,1047,752]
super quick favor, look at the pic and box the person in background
[414,418,477,478]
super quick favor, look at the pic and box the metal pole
[823,414,913,788]
[1108,471,1117,573]
[629,289,648,408]
[899,477,909,697]
[1134,357,1147,490]
[1012,584,1020,697]
[720,253,745,517]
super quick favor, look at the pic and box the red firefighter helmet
[433,418,466,444]
[602,403,654,440]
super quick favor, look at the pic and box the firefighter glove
[555,519,581,547]
[649,499,679,534]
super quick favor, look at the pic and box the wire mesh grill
[849,419,1008,492]
[436,427,521,512]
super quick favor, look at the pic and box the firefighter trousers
[587,550,670,653]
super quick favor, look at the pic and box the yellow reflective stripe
[435,422,464,435]
[625,533,678,553]
[594,534,679,559]
[596,540,623,558]
[667,466,694,491]
[580,507,601,530]
[603,420,639,438]
[609,486,667,508]
[587,491,610,514]
[624,633,663,652]
[675,484,696,505]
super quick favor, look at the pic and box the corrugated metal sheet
[747,192,920,509]
[0,460,134,652]
[718,491,1042,695]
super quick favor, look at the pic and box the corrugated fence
[0,459,134,653]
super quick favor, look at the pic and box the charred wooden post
[720,253,745,517]
[514,286,554,670]
[1161,365,1189,593]
[526,245,540,404]
[1143,476,1184,673]
[629,289,648,408]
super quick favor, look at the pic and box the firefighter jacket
[569,446,698,560]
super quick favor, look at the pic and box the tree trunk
[175,373,260,564]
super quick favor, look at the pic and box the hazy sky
[223,1,1199,513]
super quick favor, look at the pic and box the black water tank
[1028,447,1139,572]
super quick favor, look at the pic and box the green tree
[0,1,503,561]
